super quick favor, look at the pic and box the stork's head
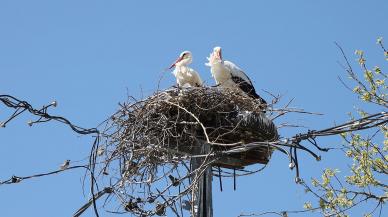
[169,51,193,69]
[213,46,222,60]
[206,46,223,67]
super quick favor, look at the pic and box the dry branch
[1,88,386,217]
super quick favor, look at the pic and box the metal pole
[191,143,213,217]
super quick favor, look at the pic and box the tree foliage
[303,38,388,217]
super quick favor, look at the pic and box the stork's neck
[172,65,189,76]
[175,62,188,68]
[207,57,223,68]
[176,64,190,73]
[208,60,224,71]
[209,60,231,86]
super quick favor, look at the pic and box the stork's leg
[172,84,183,92]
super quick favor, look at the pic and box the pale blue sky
[0,1,387,216]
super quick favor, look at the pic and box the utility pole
[191,143,213,217]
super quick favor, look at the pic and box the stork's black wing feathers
[231,75,267,107]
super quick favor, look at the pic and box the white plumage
[206,47,267,107]
[169,51,203,87]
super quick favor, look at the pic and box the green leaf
[355,50,364,56]
[303,202,312,210]
[373,66,381,74]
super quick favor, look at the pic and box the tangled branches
[1,85,386,216]
[94,87,276,216]
[92,87,387,216]
[294,40,388,217]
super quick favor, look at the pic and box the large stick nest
[99,87,279,216]
[107,87,278,168]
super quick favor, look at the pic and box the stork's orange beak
[168,56,183,69]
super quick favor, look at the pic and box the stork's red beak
[217,50,222,60]
[168,56,183,69]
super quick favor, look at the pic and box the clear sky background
[0,1,387,216]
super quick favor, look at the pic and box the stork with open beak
[168,51,203,88]
[206,46,267,109]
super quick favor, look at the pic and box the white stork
[168,51,203,87]
[206,46,267,108]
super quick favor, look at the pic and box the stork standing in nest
[206,47,267,110]
[169,51,203,88]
